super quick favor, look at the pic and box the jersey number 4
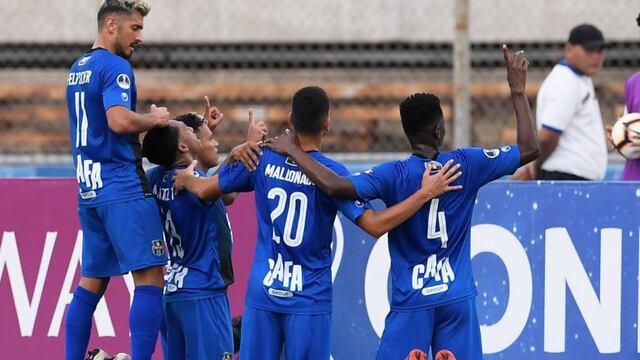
[427,198,448,248]
[268,187,308,247]
[74,91,89,148]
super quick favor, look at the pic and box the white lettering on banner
[363,224,626,355]
[0,231,56,336]
[364,233,390,338]
[48,231,115,337]
[471,224,532,354]
[262,253,303,292]
[544,228,622,353]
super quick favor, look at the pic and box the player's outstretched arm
[173,160,224,201]
[356,161,462,238]
[503,44,541,166]
[106,104,171,134]
[264,131,358,199]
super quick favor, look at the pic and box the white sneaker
[86,349,131,360]
[112,354,132,360]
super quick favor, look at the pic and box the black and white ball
[611,112,640,160]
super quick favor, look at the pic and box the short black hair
[175,113,206,133]
[97,0,150,28]
[637,12,640,27]
[399,93,443,137]
[142,125,179,167]
[291,86,330,135]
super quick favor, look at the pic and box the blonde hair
[98,0,151,27]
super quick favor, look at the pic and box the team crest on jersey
[121,92,128,102]
[151,239,165,256]
[483,148,500,158]
[78,56,91,66]
[117,74,131,89]
[425,160,443,174]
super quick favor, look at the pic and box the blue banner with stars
[330,181,640,359]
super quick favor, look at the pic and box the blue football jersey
[348,145,520,311]
[218,148,367,314]
[67,48,151,207]
[147,165,226,301]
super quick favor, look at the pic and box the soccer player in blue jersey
[65,1,171,359]
[154,107,266,359]
[143,119,247,360]
[264,47,540,359]
[173,86,463,360]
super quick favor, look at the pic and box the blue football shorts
[376,297,482,360]
[163,294,233,360]
[79,197,166,277]
[240,305,331,360]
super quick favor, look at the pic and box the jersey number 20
[268,187,308,247]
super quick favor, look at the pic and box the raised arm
[502,45,541,166]
[264,131,358,198]
[106,104,170,134]
[356,161,462,238]
[173,160,224,201]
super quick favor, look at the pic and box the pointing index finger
[248,108,255,125]
[502,44,511,66]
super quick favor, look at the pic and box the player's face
[114,11,144,59]
[195,125,220,169]
[566,44,604,76]
[435,116,446,147]
[174,121,202,158]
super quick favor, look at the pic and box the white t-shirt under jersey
[536,61,607,180]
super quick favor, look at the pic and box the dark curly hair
[399,93,443,138]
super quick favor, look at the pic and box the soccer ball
[611,112,640,160]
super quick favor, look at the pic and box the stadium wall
[2,0,639,43]
[1,179,639,358]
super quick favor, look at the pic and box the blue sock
[130,285,163,360]
[65,286,101,360]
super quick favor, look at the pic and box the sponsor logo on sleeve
[501,145,511,152]
[121,92,128,102]
[483,148,500,158]
[78,56,91,66]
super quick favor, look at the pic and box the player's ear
[323,116,330,133]
[288,112,294,127]
[105,16,118,34]
[177,141,189,154]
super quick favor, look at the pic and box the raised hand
[418,159,463,200]
[229,141,263,171]
[502,44,529,95]
[262,129,299,156]
[150,103,170,127]
[246,108,269,142]
[202,96,224,130]
[172,160,197,192]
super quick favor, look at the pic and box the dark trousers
[537,169,590,181]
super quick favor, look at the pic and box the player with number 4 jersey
[264,47,540,359]
[173,86,463,360]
